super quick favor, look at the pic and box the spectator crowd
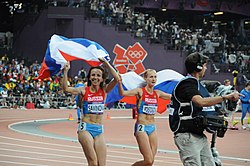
[84,0,250,74]
[0,55,85,109]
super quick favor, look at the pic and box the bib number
[142,105,157,114]
[137,124,145,132]
[78,122,87,131]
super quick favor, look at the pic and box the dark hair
[185,52,209,74]
[246,81,250,87]
[87,66,107,88]
[232,70,238,77]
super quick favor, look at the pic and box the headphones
[185,52,208,74]
[195,53,203,72]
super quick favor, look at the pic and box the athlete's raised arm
[62,62,84,95]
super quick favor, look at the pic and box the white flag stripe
[121,70,184,90]
[156,69,184,85]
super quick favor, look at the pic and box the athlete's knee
[88,160,98,166]
[85,156,98,166]
[144,158,154,166]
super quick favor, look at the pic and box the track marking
[0,154,85,165]
[0,161,49,166]
[0,143,181,165]
[5,119,250,163]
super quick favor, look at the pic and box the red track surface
[0,109,249,166]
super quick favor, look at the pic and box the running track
[0,109,249,166]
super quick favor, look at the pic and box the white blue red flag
[106,69,184,113]
[37,34,110,79]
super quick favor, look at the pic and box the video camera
[194,113,228,138]
[199,81,239,138]
[215,84,238,117]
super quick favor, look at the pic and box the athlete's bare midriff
[82,114,103,125]
[137,114,155,125]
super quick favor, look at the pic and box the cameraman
[169,52,241,166]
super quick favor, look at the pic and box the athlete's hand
[98,57,108,63]
[64,62,70,71]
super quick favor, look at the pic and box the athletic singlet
[137,87,158,115]
[82,87,105,115]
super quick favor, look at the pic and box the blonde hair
[143,69,156,78]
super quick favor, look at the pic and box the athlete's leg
[94,134,107,166]
[77,107,81,123]
[132,132,154,166]
[78,131,98,166]
[247,106,250,128]
[241,104,248,128]
[148,131,158,160]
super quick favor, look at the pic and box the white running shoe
[242,126,247,130]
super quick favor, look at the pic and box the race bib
[136,124,145,132]
[78,122,87,131]
[88,103,104,114]
[142,105,157,114]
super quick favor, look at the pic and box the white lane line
[0,147,180,165]
[0,147,84,159]
[0,138,246,165]
[0,141,178,160]
[0,135,79,148]
[108,149,180,160]
[0,148,244,166]
[0,141,246,166]
[0,142,180,165]
[108,155,182,165]
[0,147,136,165]
[0,142,82,154]
[108,150,246,166]
[0,161,49,166]
[0,119,27,122]
[0,154,85,165]
[0,135,177,155]
[1,135,250,162]
[8,119,77,142]
[5,118,250,163]
[107,143,178,154]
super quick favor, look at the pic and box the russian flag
[37,34,110,79]
[106,69,184,113]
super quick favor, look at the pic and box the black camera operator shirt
[169,77,204,134]
[175,77,204,116]
[175,78,201,103]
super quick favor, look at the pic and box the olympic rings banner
[113,42,147,75]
